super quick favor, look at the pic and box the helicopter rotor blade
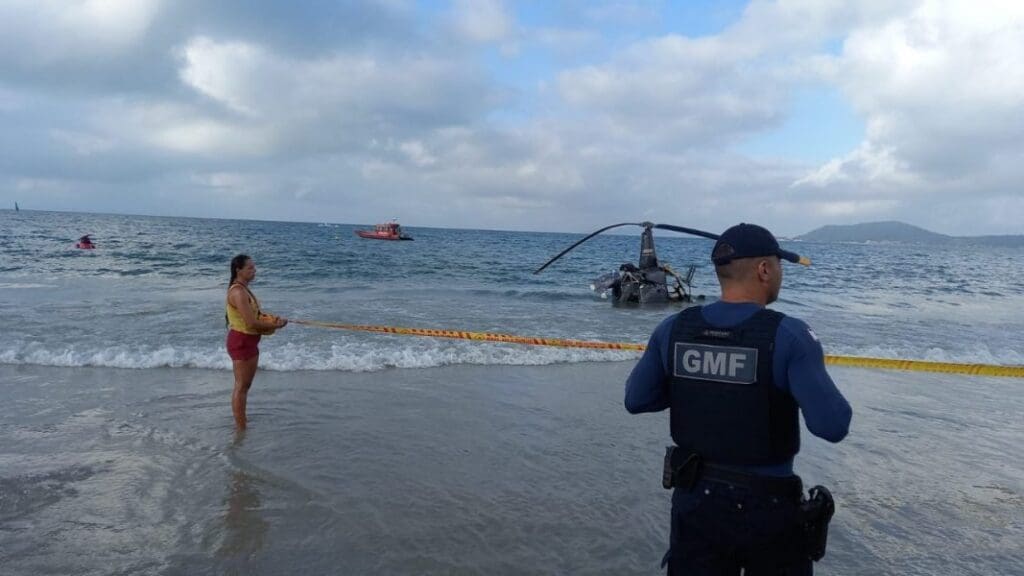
[652,223,720,241]
[533,222,643,274]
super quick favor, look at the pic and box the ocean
[1,210,1022,575]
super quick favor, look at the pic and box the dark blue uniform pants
[665,478,812,575]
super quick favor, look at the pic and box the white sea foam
[1,340,1021,372]
[0,282,58,289]
[828,343,1024,365]
[0,341,641,372]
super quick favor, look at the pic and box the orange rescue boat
[355,221,413,241]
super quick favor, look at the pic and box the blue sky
[738,87,863,164]
[1,0,1022,236]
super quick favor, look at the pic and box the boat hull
[355,230,413,241]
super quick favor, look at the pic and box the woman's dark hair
[227,254,251,327]
[230,254,251,286]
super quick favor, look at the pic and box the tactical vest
[668,306,799,465]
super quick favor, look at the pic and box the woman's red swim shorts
[226,330,261,361]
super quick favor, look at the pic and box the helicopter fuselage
[535,221,717,306]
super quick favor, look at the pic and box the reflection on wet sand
[218,470,268,561]
[219,434,268,562]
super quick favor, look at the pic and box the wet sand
[1,362,1021,575]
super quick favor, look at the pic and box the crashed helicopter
[534,222,721,305]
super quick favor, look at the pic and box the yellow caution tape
[823,355,1024,378]
[293,320,1024,378]
[293,320,646,351]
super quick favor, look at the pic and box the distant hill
[797,221,952,243]
[796,221,1024,245]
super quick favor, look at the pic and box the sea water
[2,210,1022,370]
[1,210,1022,575]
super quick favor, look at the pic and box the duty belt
[664,446,802,499]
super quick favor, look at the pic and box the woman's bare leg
[232,356,259,429]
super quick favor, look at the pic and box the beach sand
[1,362,1021,575]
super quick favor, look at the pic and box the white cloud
[152,121,261,156]
[793,142,916,188]
[0,0,161,64]
[179,37,265,116]
[2,1,1023,235]
[816,0,1024,184]
[399,140,437,167]
[73,0,161,41]
[556,33,785,152]
[50,129,115,156]
[808,199,899,218]
[531,28,599,53]
[175,36,494,151]
[15,177,72,194]
[449,0,513,44]
[189,171,249,190]
[111,102,274,157]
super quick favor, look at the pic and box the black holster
[662,446,702,490]
[799,485,835,561]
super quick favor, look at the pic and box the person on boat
[225,254,288,429]
[625,223,852,575]
[77,235,95,248]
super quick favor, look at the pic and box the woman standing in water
[226,254,287,429]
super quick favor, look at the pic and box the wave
[1,341,1021,372]
[0,341,640,372]
[827,343,1024,366]
[0,282,59,289]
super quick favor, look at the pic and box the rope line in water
[292,320,1024,378]
[822,355,1024,378]
[293,319,646,351]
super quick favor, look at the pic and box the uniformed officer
[625,223,852,575]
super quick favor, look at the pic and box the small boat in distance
[76,234,96,249]
[355,220,413,241]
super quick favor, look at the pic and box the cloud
[179,38,265,116]
[531,27,600,53]
[1,1,1022,236]
[177,35,495,128]
[557,34,784,149]
[0,0,162,64]
[550,1,920,153]
[793,142,917,189]
[50,129,115,156]
[448,0,514,44]
[398,140,437,167]
[582,1,659,26]
[803,0,1024,194]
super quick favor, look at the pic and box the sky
[1,0,1022,237]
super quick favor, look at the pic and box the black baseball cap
[711,223,810,266]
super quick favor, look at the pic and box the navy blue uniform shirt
[625,301,852,476]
